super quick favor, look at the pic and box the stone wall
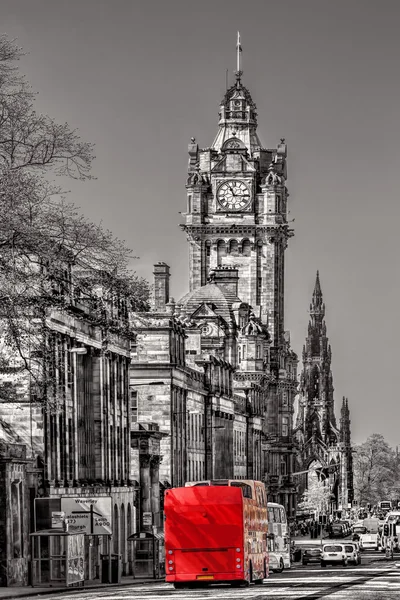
[0,444,32,587]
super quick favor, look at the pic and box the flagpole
[236,31,242,81]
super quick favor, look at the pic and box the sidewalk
[0,576,165,600]
[292,531,329,544]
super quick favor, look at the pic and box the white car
[359,532,379,551]
[321,543,348,567]
[343,542,361,565]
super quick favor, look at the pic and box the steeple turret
[212,33,262,155]
[340,396,351,446]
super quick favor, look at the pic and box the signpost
[61,497,112,536]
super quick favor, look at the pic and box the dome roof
[176,281,242,326]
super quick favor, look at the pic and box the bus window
[231,482,253,499]
[273,508,281,523]
[268,508,275,522]
[280,507,287,524]
[211,480,229,486]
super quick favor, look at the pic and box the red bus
[165,479,269,588]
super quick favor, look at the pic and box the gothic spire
[314,270,322,297]
[310,270,325,322]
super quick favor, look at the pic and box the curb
[0,579,166,600]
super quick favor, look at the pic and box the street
[23,550,400,600]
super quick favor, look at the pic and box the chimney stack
[209,266,239,296]
[153,262,170,312]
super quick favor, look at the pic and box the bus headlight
[236,548,241,552]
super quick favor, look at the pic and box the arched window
[127,504,132,570]
[113,504,119,554]
[217,240,226,265]
[242,239,251,257]
[229,239,239,255]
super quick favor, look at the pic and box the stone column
[139,451,151,532]
[150,456,161,528]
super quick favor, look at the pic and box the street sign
[61,496,112,536]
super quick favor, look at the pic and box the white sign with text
[61,496,112,535]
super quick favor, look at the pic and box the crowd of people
[289,516,347,539]
[289,519,322,538]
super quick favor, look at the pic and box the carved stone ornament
[187,166,209,187]
[264,164,282,186]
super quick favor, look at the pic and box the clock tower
[182,43,293,346]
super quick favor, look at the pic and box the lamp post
[245,389,250,479]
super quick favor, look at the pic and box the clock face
[217,180,251,211]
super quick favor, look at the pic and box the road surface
[27,549,400,600]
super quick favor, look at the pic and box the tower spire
[310,270,324,318]
[313,270,322,299]
[236,31,243,81]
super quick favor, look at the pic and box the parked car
[337,521,350,536]
[321,543,348,567]
[330,524,346,538]
[342,521,352,534]
[343,542,361,565]
[302,547,322,565]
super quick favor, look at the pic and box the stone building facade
[294,272,354,514]
[0,279,137,583]
[131,62,299,516]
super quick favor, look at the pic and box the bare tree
[353,434,397,506]
[298,479,331,516]
[0,36,149,406]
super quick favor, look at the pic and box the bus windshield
[267,502,290,571]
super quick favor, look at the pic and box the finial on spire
[314,270,322,296]
[235,31,243,82]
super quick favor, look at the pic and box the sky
[1,0,400,447]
